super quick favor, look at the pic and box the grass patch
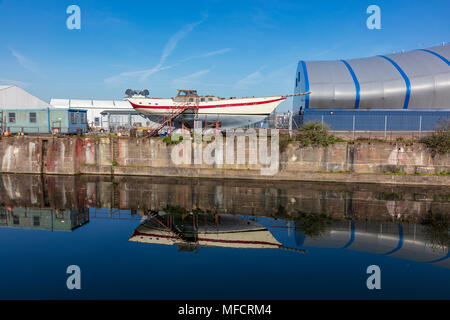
[162,135,185,144]
[383,171,407,175]
[395,137,415,146]
[316,170,353,174]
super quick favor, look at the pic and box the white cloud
[178,48,231,63]
[201,48,232,58]
[174,69,211,83]
[234,63,296,89]
[105,15,208,86]
[9,47,37,72]
[235,66,266,86]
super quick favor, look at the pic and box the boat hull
[128,96,285,129]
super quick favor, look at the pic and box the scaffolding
[145,90,223,137]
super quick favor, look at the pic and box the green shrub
[296,122,344,147]
[162,135,185,144]
[420,212,450,251]
[294,212,335,238]
[420,121,450,156]
[163,205,188,216]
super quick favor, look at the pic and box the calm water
[0,174,449,300]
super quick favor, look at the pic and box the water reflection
[0,207,89,231]
[129,210,287,251]
[124,207,450,268]
[0,174,449,269]
[293,213,450,268]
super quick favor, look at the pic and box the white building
[50,98,156,130]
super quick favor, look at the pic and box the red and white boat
[126,89,288,129]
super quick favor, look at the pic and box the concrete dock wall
[0,136,448,185]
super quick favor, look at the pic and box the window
[70,112,77,124]
[8,112,16,123]
[189,98,193,102]
[29,112,37,123]
[297,71,301,81]
[201,98,205,102]
[33,216,40,227]
[94,117,100,126]
[81,113,87,123]
[13,215,19,225]
[208,98,213,101]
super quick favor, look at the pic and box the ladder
[146,103,199,137]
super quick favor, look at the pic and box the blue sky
[0,0,449,112]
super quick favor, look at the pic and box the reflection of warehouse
[0,85,87,134]
[293,44,450,130]
[50,98,156,131]
[294,220,450,268]
[0,207,89,231]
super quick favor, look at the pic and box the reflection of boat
[129,212,282,250]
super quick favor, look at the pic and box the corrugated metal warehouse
[293,44,450,130]
[0,85,87,134]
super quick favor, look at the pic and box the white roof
[0,85,50,109]
[50,98,133,109]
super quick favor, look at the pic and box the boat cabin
[175,90,220,103]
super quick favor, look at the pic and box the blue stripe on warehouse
[302,109,450,131]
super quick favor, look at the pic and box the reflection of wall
[0,174,448,222]
[0,207,89,231]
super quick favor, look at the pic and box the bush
[162,135,184,144]
[420,212,450,251]
[420,121,450,156]
[295,212,335,238]
[296,122,343,147]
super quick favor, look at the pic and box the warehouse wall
[303,109,450,131]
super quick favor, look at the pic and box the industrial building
[0,85,88,134]
[50,98,156,131]
[293,44,450,130]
